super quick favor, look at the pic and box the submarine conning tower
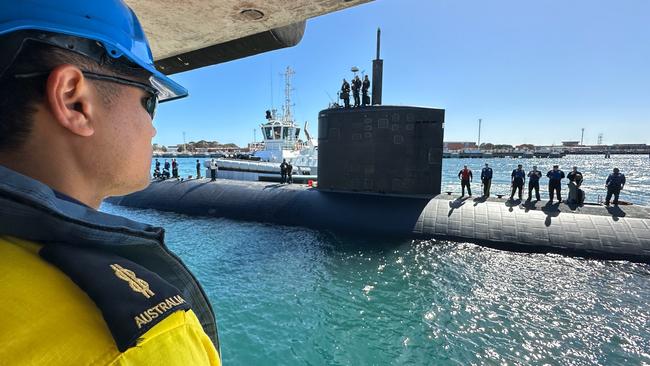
[317,28,445,197]
[317,106,445,196]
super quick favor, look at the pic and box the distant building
[612,144,647,149]
[516,144,535,151]
[562,141,580,147]
[444,142,478,152]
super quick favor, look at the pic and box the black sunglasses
[13,70,159,119]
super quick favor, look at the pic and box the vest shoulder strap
[40,245,191,352]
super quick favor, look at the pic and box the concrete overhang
[125,0,372,74]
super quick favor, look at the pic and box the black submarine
[109,29,650,263]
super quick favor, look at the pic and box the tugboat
[213,67,318,183]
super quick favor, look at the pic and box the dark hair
[0,41,149,151]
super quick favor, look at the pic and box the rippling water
[110,154,650,365]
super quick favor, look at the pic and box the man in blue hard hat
[0,1,220,364]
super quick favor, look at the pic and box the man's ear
[45,65,95,137]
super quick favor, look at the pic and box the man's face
[91,85,156,195]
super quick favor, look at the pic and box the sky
[152,0,650,148]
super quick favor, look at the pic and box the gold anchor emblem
[111,264,155,299]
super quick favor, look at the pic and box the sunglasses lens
[143,94,158,119]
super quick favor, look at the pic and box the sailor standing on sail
[340,79,351,108]
[361,75,370,106]
[352,75,362,107]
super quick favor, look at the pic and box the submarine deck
[109,179,650,263]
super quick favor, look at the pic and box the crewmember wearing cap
[510,164,526,201]
[361,75,370,106]
[527,165,542,201]
[458,165,473,197]
[352,75,362,107]
[0,1,220,364]
[340,78,351,108]
[480,163,493,197]
[605,168,626,205]
[546,165,565,203]
[567,166,584,205]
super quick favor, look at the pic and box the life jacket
[460,169,471,180]
[0,165,220,360]
[0,236,220,365]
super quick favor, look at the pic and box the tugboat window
[264,127,273,140]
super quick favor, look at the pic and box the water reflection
[102,203,650,365]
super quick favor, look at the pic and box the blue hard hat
[0,0,187,102]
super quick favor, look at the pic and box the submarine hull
[108,179,650,263]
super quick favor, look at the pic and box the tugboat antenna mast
[282,66,295,122]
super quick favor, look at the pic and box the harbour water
[108,155,650,365]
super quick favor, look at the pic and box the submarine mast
[371,28,383,105]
